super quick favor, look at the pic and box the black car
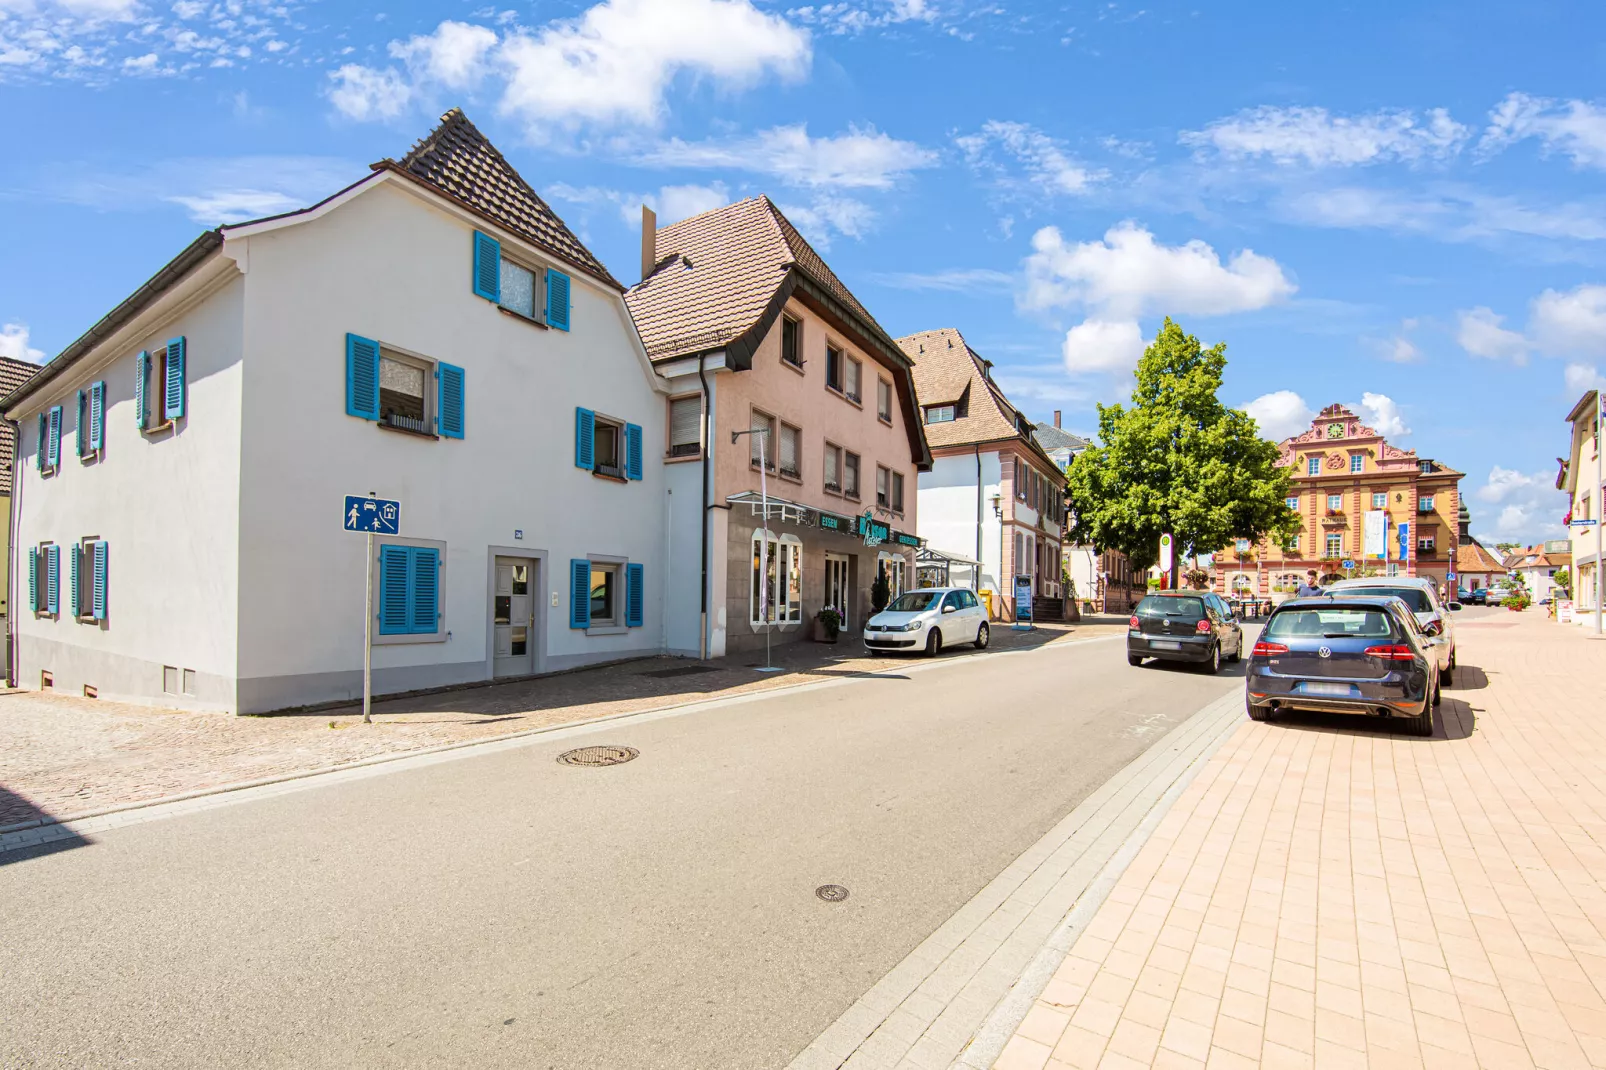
[1127,591,1244,674]
[1245,595,1440,736]
[1463,587,1487,605]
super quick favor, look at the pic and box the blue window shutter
[473,231,501,302]
[46,544,59,615]
[345,333,381,420]
[437,362,465,439]
[76,391,87,458]
[575,407,595,469]
[569,559,591,629]
[625,423,643,480]
[92,541,108,620]
[135,351,149,431]
[410,547,440,634]
[546,269,571,331]
[378,545,411,635]
[28,547,38,613]
[90,382,105,451]
[47,406,61,467]
[626,563,644,627]
[70,545,79,616]
[164,337,187,420]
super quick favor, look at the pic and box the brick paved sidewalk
[992,612,1606,1070]
[0,618,1122,831]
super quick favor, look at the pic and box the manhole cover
[641,665,721,679]
[556,745,639,767]
[816,884,850,903]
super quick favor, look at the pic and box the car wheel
[925,629,941,657]
[1409,705,1434,737]
[974,622,990,650]
[1202,643,1221,675]
[1443,649,1455,687]
[1128,653,1144,667]
[1432,675,1442,707]
[1246,695,1271,722]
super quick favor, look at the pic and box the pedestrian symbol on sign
[343,495,401,534]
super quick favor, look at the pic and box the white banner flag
[1363,510,1387,558]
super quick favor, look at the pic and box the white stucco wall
[11,267,245,709]
[917,451,1003,599]
[229,179,670,711]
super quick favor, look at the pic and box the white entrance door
[493,557,535,677]
[825,553,851,631]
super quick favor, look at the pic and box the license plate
[1151,641,1182,651]
[1302,682,1353,697]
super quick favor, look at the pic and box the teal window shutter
[410,547,440,634]
[437,363,465,439]
[76,391,87,458]
[92,541,108,620]
[36,413,45,471]
[546,269,571,331]
[135,351,150,431]
[625,423,643,480]
[575,408,595,469]
[164,337,186,420]
[346,334,381,420]
[473,231,501,302]
[625,563,644,627]
[47,406,61,468]
[46,544,59,615]
[28,547,38,613]
[70,545,80,617]
[569,559,591,629]
[378,545,411,635]
[90,382,105,451]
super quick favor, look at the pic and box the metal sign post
[344,494,402,722]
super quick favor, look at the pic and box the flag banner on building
[1364,510,1388,559]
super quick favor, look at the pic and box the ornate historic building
[1215,404,1464,597]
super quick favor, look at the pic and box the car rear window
[1136,596,1204,618]
[1331,586,1431,612]
[1265,607,1396,639]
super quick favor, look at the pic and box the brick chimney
[1053,410,1062,429]
[640,204,657,282]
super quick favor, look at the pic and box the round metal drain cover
[816,884,850,903]
[556,745,639,767]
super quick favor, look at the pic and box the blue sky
[3,0,1602,546]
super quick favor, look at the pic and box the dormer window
[925,404,956,424]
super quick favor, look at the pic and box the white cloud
[1566,362,1606,396]
[1456,307,1530,364]
[956,120,1103,196]
[1242,390,1314,441]
[388,20,497,91]
[1021,221,1296,318]
[1061,318,1144,374]
[1531,284,1606,356]
[990,363,1095,410]
[546,180,730,227]
[779,194,876,247]
[1381,335,1420,363]
[498,0,809,135]
[1471,465,1566,543]
[166,189,303,224]
[0,322,45,364]
[327,64,412,121]
[641,124,935,189]
[1357,392,1410,437]
[1481,92,1606,170]
[1278,185,1606,244]
[869,267,1013,292]
[654,183,730,224]
[1182,105,1468,166]
[785,0,938,35]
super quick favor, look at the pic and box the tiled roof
[1456,539,1506,575]
[382,109,620,290]
[0,357,40,494]
[625,196,894,362]
[898,328,1023,449]
[1034,422,1091,453]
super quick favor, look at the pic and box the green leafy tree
[1554,566,1571,595]
[1065,319,1300,586]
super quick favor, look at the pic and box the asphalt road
[0,634,1243,1069]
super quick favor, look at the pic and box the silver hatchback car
[1324,577,1461,685]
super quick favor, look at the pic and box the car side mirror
[1448,602,1463,611]
[942,605,957,614]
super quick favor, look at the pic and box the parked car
[1484,585,1509,605]
[1324,576,1460,685]
[863,587,989,656]
[1462,587,1487,605]
[1127,591,1244,674]
[1246,595,1440,736]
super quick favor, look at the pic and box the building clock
[1325,423,1344,439]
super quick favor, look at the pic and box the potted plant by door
[812,606,843,643]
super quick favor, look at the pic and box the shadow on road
[1448,665,1490,690]
[0,786,93,865]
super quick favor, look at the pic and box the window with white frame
[1307,456,1320,476]
[590,562,618,626]
[592,414,623,477]
[843,451,861,499]
[1418,536,1436,553]
[1015,460,1027,501]
[824,442,842,493]
[1327,494,1343,511]
[749,409,776,471]
[925,404,956,424]
[379,350,432,433]
[668,395,701,458]
[778,422,801,479]
[498,255,541,321]
[844,356,862,403]
[1285,496,1299,511]
[751,530,802,625]
[1350,454,1363,473]
[1325,533,1343,557]
[1372,492,1387,508]
[877,378,892,422]
[1419,496,1434,513]
[781,315,802,369]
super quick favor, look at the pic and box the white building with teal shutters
[3,109,685,713]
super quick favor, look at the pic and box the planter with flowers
[1505,589,1532,612]
[812,606,844,642]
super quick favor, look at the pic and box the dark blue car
[1245,595,1440,736]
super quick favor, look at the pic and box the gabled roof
[378,108,619,290]
[1456,539,1506,575]
[0,357,41,492]
[1034,422,1091,454]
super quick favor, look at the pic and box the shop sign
[818,512,851,534]
[857,511,889,547]
[893,532,921,548]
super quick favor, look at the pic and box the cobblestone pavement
[993,611,1606,1070]
[0,618,1123,830]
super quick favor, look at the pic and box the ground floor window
[1325,533,1344,557]
[590,563,617,625]
[751,530,802,625]
[878,551,908,598]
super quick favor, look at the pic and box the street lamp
[731,427,779,672]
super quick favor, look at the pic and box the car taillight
[1129,615,1140,628]
[1195,618,1211,634]
[1422,620,1443,637]
[1364,644,1416,661]
[1251,641,1288,657]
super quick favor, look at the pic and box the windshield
[1332,586,1431,613]
[888,592,941,613]
[1136,596,1204,618]
[1265,607,1397,639]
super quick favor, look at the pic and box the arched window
[751,530,803,625]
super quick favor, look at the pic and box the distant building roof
[0,357,40,493]
[1034,422,1091,454]
[1456,539,1506,576]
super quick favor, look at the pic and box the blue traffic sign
[1342,559,1355,570]
[344,495,400,534]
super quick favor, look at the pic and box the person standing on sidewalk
[1296,569,1323,597]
